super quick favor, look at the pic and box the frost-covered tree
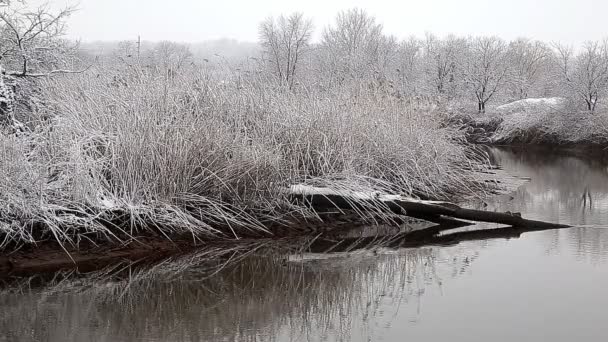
[0,0,80,77]
[258,12,313,90]
[0,0,83,130]
[554,41,608,112]
[463,36,510,113]
[395,37,421,97]
[505,38,552,100]
[421,34,468,101]
[150,41,193,73]
[321,8,397,86]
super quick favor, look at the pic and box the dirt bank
[0,213,379,277]
[0,236,202,277]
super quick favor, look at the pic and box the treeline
[256,9,608,114]
[82,9,608,114]
[3,3,607,116]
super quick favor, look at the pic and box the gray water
[2,147,608,342]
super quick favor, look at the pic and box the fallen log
[288,185,570,229]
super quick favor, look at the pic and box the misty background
[33,0,608,57]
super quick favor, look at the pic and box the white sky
[39,0,608,45]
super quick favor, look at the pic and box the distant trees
[150,41,193,74]
[463,37,510,113]
[258,12,313,90]
[421,34,467,101]
[2,2,607,116]
[320,8,397,87]
[506,39,551,100]
[395,37,421,97]
[264,9,608,114]
[554,41,608,112]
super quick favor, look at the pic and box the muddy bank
[0,236,199,277]
[0,213,406,277]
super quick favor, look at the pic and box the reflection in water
[2,147,608,342]
[486,147,608,263]
[489,148,608,223]
[0,246,476,342]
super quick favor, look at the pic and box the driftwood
[289,185,570,230]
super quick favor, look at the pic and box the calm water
[2,147,608,342]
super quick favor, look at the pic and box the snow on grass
[0,62,489,249]
[484,97,608,144]
[495,97,566,114]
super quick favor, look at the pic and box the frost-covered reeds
[0,62,488,248]
[473,98,608,144]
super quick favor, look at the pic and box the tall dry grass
[480,98,608,144]
[0,61,488,248]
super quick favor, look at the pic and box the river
[1,147,607,342]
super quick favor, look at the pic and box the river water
[1,147,608,342]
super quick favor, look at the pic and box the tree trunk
[289,186,569,229]
[478,101,486,113]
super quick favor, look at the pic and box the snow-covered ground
[486,97,608,143]
[495,97,566,114]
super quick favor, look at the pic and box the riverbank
[0,210,391,277]
[460,104,608,149]
[8,67,599,277]
[0,65,494,267]
[0,164,525,277]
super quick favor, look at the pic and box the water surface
[1,147,608,342]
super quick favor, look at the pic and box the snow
[495,97,566,114]
[100,198,116,209]
[96,194,117,209]
[289,184,377,198]
[288,184,449,205]
[489,97,575,144]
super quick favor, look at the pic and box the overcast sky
[39,0,608,45]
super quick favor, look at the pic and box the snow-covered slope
[495,97,566,114]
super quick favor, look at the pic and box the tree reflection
[487,147,608,260]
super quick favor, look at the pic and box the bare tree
[150,41,193,74]
[258,12,313,90]
[321,8,397,85]
[422,33,468,101]
[506,38,551,99]
[463,36,509,113]
[554,41,608,112]
[0,1,81,77]
[395,37,421,97]
[0,0,86,132]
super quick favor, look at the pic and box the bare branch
[258,12,313,90]
[5,64,92,78]
[0,1,79,76]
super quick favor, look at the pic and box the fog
[31,0,608,46]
